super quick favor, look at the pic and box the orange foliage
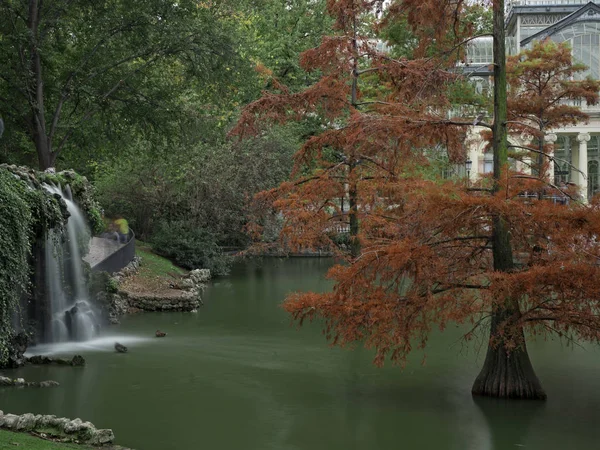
[284,173,600,366]
[506,39,600,178]
[235,0,600,372]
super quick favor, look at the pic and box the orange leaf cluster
[284,173,600,365]
[236,0,600,368]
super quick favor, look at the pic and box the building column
[545,133,557,183]
[577,132,590,201]
[468,144,479,183]
[519,132,534,175]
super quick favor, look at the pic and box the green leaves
[0,168,64,365]
[0,0,251,169]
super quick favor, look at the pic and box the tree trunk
[348,16,360,259]
[348,176,360,258]
[472,0,546,399]
[28,0,56,171]
[34,122,55,170]
[472,305,546,399]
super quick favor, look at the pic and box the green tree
[233,0,332,90]
[0,0,244,170]
[95,125,298,245]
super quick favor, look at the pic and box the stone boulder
[0,410,115,446]
[189,269,211,285]
[26,354,85,367]
[3,332,29,368]
[0,375,60,388]
[115,342,128,353]
[15,413,37,431]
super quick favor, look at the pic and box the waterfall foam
[43,184,100,343]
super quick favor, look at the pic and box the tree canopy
[506,39,600,178]
[0,0,249,169]
[237,0,600,400]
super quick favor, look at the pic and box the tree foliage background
[0,0,332,256]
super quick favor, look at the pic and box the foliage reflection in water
[2,258,600,450]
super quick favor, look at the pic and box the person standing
[114,216,129,243]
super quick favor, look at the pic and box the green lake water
[2,258,600,450]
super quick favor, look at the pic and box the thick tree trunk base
[472,343,546,400]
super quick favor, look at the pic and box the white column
[468,144,479,183]
[571,138,579,184]
[546,133,558,184]
[577,132,590,201]
[520,133,534,175]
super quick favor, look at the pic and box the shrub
[151,221,231,276]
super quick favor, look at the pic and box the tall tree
[470,0,544,399]
[0,0,243,170]
[240,0,332,90]
[238,0,600,400]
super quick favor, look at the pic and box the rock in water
[114,342,127,353]
[155,330,167,337]
[71,355,85,366]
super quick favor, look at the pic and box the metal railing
[91,229,136,274]
[518,191,571,204]
[510,0,591,6]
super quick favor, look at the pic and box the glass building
[467,1,600,200]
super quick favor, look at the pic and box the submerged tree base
[472,343,546,400]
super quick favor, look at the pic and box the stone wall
[98,266,210,322]
[0,376,59,388]
[0,410,115,446]
[121,290,200,312]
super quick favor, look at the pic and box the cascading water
[43,184,100,343]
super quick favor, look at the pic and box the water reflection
[473,396,545,450]
[26,335,151,355]
[1,258,600,450]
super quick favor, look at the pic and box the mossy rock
[0,165,102,367]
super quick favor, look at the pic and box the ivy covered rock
[0,166,65,367]
[38,169,104,234]
[0,164,102,368]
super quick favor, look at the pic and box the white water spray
[43,184,99,343]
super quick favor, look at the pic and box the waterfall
[43,184,100,343]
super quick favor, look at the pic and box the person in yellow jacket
[114,217,129,243]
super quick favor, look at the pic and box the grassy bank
[120,240,187,295]
[135,240,186,280]
[0,429,85,449]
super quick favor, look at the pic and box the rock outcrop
[104,267,210,316]
[121,290,201,312]
[92,257,141,325]
[4,332,29,369]
[0,376,59,388]
[0,410,115,445]
[26,354,85,366]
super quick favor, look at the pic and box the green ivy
[0,168,66,364]
[0,166,109,364]
[39,170,105,235]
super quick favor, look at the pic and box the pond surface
[2,258,600,450]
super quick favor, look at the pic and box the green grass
[135,240,186,280]
[0,429,86,449]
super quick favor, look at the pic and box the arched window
[571,33,600,79]
[538,21,600,78]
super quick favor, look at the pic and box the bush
[93,124,299,245]
[151,221,231,276]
